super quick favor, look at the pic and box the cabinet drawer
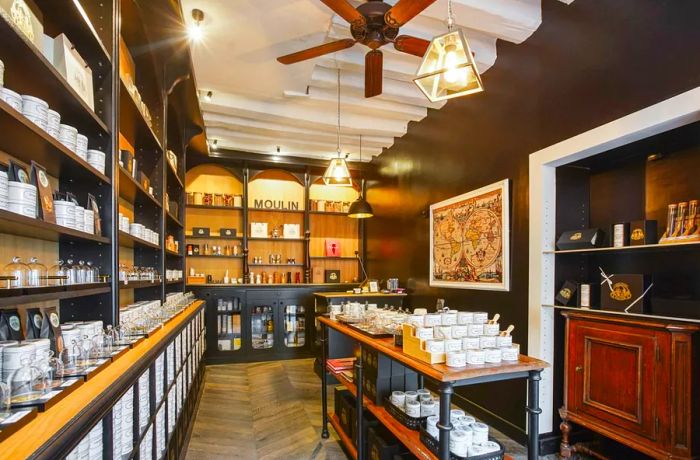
[568,321,660,441]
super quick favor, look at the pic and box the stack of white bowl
[129,222,145,240]
[156,407,166,456]
[54,199,76,229]
[21,95,49,132]
[58,124,78,152]
[0,87,22,111]
[8,181,37,218]
[118,213,130,232]
[122,387,134,455]
[2,343,35,383]
[0,340,18,377]
[76,134,88,161]
[168,386,176,434]
[140,427,153,460]
[86,150,106,175]
[74,205,85,232]
[47,109,61,138]
[0,169,8,210]
[138,370,150,431]
[155,354,164,403]
[88,421,103,459]
[84,209,95,234]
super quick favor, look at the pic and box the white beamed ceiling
[184,0,571,161]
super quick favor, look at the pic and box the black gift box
[334,386,350,420]
[351,411,379,459]
[555,280,578,306]
[191,245,200,255]
[219,228,237,238]
[325,269,340,283]
[139,172,150,192]
[368,426,402,460]
[193,227,210,237]
[338,392,355,437]
[120,150,134,174]
[630,220,658,245]
[556,228,605,250]
[600,273,652,313]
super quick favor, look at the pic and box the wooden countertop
[0,300,204,458]
[319,316,548,383]
[314,291,407,298]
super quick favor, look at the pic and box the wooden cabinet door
[568,320,661,441]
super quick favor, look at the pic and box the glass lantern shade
[322,157,353,187]
[414,29,484,102]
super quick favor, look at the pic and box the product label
[570,232,582,241]
[610,282,632,301]
[9,316,20,331]
[50,313,59,328]
[33,314,42,329]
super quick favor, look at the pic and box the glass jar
[0,381,10,423]
[49,260,67,286]
[9,356,45,403]
[3,257,30,288]
[27,257,48,287]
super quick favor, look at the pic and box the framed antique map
[429,179,510,291]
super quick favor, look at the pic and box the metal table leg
[438,382,453,460]
[527,370,542,460]
[355,344,364,460]
[321,323,329,439]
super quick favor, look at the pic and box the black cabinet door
[247,292,277,352]
[277,297,308,351]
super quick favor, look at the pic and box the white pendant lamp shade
[414,29,484,102]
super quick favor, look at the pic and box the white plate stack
[0,340,19,378]
[122,387,134,456]
[88,421,103,459]
[54,199,76,229]
[138,370,150,432]
[76,134,88,161]
[140,427,153,460]
[118,213,130,232]
[2,343,35,383]
[8,181,37,218]
[168,388,176,435]
[155,354,164,403]
[74,205,85,232]
[129,222,145,240]
[58,124,78,152]
[47,109,61,139]
[112,396,124,459]
[83,209,95,234]
[87,150,106,175]
[0,87,22,111]
[21,95,49,132]
[0,170,8,211]
[156,407,165,457]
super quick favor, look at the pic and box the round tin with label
[457,311,474,324]
[462,337,480,349]
[501,344,519,361]
[425,339,445,353]
[405,400,421,418]
[472,312,488,324]
[0,87,22,111]
[441,311,457,325]
[391,390,405,408]
[472,422,489,444]
[496,335,513,347]
[415,327,434,340]
[450,430,470,457]
[446,351,466,368]
[424,313,442,327]
[466,349,485,365]
[484,323,500,336]
[444,338,461,352]
[467,323,484,337]
[451,324,468,338]
[479,335,497,349]
[484,347,502,363]
[434,325,452,339]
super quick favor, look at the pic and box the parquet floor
[183,359,347,460]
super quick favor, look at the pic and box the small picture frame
[369,280,379,293]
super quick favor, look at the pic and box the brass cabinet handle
[575,366,583,372]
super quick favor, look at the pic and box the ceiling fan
[277,0,437,98]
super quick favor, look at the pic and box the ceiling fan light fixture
[414,29,483,102]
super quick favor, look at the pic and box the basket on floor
[419,420,505,460]
[384,396,427,430]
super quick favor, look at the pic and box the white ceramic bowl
[8,201,36,218]
[8,181,36,203]
[76,134,88,160]
[21,95,49,125]
[0,87,22,111]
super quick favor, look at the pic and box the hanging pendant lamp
[323,68,353,186]
[348,135,374,219]
[414,0,484,102]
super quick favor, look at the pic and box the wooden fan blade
[319,0,366,28]
[394,35,430,57]
[365,50,383,98]
[385,0,437,27]
[277,39,356,65]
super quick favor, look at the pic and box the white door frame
[527,86,700,434]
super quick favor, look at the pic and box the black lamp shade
[348,197,373,218]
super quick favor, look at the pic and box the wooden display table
[318,316,548,460]
[0,300,205,459]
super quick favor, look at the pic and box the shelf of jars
[185,204,243,211]
[0,209,109,244]
[118,230,160,251]
[118,166,162,209]
[119,78,162,154]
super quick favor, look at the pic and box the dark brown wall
[365,0,700,441]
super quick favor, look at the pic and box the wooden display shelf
[166,279,184,285]
[544,240,700,255]
[165,248,182,257]
[0,100,110,184]
[185,233,242,240]
[166,211,183,228]
[0,209,110,244]
[328,412,358,460]
[34,0,112,67]
[248,208,305,214]
[119,78,162,153]
[186,204,243,211]
[310,256,357,260]
[248,237,305,242]
[0,283,110,307]
[118,166,162,209]
[544,304,700,324]
[314,292,407,299]
[328,365,436,460]
[118,280,162,290]
[186,254,243,259]
[0,15,109,138]
[310,211,349,216]
[0,409,37,443]
[248,263,303,267]
[167,162,184,189]
[0,301,204,458]
[118,230,160,250]
[319,317,548,383]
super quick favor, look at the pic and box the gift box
[120,150,134,174]
[556,228,605,250]
[630,220,658,245]
[325,269,340,283]
[600,272,652,313]
[50,34,94,110]
[192,227,210,237]
[555,280,578,306]
[219,228,237,238]
[283,224,300,239]
[250,222,267,238]
[325,239,341,257]
[1,0,43,51]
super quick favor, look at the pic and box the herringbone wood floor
[183,358,348,460]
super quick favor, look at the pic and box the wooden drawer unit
[560,311,699,459]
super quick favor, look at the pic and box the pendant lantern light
[414,0,483,102]
[322,68,353,186]
[348,135,374,219]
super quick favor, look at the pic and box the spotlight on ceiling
[188,8,205,42]
[203,90,213,102]
[209,139,218,151]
